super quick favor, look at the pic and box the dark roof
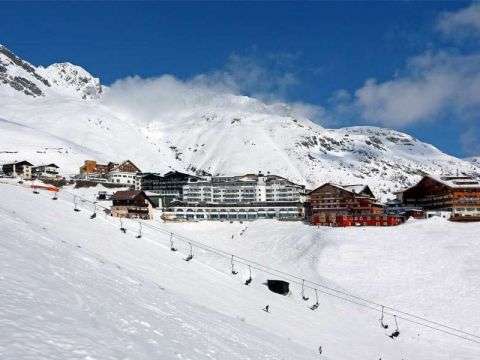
[163,170,199,180]
[34,163,59,168]
[112,190,143,200]
[112,190,155,206]
[308,182,375,198]
[3,160,33,167]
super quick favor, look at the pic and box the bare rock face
[0,44,102,99]
[0,45,50,97]
[38,62,103,100]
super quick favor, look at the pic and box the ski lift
[231,255,238,275]
[119,218,127,233]
[52,192,58,200]
[301,279,309,301]
[32,189,39,194]
[310,289,319,310]
[73,196,81,212]
[388,315,400,339]
[90,204,97,219]
[244,265,252,285]
[170,233,177,252]
[379,306,389,329]
[136,222,142,239]
[184,242,194,262]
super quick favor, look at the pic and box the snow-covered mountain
[0,45,102,99]
[1,44,478,198]
[466,157,480,167]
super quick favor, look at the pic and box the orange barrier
[31,184,59,192]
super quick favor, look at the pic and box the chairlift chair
[310,289,320,310]
[170,233,177,251]
[244,265,252,285]
[379,306,389,329]
[184,242,194,262]
[136,222,142,239]
[388,315,400,339]
[119,219,127,233]
[301,279,309,301]
[73,196,81,212]
[231,255,238,275]
[90,205,97,219]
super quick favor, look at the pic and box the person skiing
[263,305,270,313]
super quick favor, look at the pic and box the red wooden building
[397,175,480,221]
[307,183,397,226]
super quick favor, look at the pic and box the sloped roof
[3,160,33,167]
[112,190,142,200]
[111,160,140,172]
[309,182,374,198]
[34,163,59,168]
[397,175,480,194]
[342,184,369,194]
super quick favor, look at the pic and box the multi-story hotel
[182,173,305,204]
[162,173,306,221]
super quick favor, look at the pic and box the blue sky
[1,1,479,157]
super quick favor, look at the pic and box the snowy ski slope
[1,183,480,359]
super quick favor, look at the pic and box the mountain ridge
[0,45,478,199]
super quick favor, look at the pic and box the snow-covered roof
[324,183,373,197]
[341,184,369,194]
[431,175,480,189]
[397,175,480,194]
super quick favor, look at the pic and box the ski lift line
[59,189,480,343]
[64,190,480,341]
[61,189,480,341]
[20,187,480,345]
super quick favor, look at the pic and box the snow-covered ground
[1,183,480,359]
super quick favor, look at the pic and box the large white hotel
[162,173,306,221]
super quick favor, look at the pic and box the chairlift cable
[58,189,480,344]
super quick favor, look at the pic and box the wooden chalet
[397,175,480,220]
[32,163,60,179]
[2,160,33,179]
[111,190,155,220]
[80,159,140,175]
[307,183,385,226]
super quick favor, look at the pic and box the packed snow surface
[1,183,480,359]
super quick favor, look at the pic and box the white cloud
[437,3,480,38]
[102,54,325,125]
[353,51,480,127]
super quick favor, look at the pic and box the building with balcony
[111,190,155,220]
[136,171,200,206]
[162,201,304,221]
[182,173,305,205]
[397,175,480,220]
[32,163,60,179]
[2,161,33,180]
[307,183,384,226]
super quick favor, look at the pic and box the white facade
[163,202,304,221]
[9,163,33,180]
[182,174,305,204]
[32,164,59,179]
[107,171,138,186]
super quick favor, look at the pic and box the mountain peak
[0,45,102,100]
[38,62,103,100]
